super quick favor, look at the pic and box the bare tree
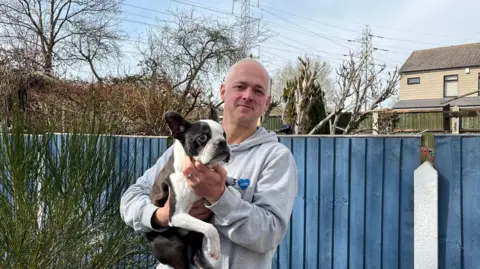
[308,52,399,135]
[282,56,328,134]
[68,26,123,83]
[272,55,335,108]
[137,7,270,118]
[0,0,124,75]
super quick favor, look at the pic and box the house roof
[393,97,480,109]
[399,42,480,74]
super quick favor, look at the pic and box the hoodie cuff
[142,203,169,233]
[205,187,241,220]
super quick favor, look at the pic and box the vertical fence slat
[461,137,480,269]
[144,138,152,171]
[150,138,159,166]
[382,138,402,269]
[399,137,421,268]
[349,138,366,269]
[333,138,350,269]
[365,137,384,268]
[278,137,292,269]
[305,137,320,269]
[291,138,306,268]
[435,136,462,269]
[319,137,334,269]
[134,137,144,178]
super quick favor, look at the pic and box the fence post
[372,111,379,135]
[451,105,460,134]
[414,161,438,269]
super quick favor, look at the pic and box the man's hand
[189,199,212,220]
[152,190,213,228]
[182,156,227,204]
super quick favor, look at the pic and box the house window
[444,75,458,97]
[478,73,480,96]
[407,77,420,85]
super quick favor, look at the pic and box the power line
[120,1,404,68]
[164,0,477,53]
[255,2,478,42]
[256,3,360,35]
[165,0,360,52]
[123,3,173,16]
[170,0,232,16]
[259,7,355,52]
[269,35,349,58]
[124,0,413,55]
[370,34,445,47]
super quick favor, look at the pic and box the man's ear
[219,83,226,102]
[164,111,190,140]
[264,95,272,113]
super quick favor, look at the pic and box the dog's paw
[206,227,221,260]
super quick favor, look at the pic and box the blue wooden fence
[5,134,477,268]
[113,134,480,269]
[434,135,480,269]
[113,135,424,269]
[273,136,422,269]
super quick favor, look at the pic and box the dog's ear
[164,111,190,140]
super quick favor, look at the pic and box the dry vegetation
[0,70,213,136]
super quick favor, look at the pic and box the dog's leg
[146,230,190,269]
[169,213,220,260]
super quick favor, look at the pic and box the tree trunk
[87,58,103,83]
[44,50,54,75]
[308,111,336,135]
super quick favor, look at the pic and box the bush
[0,101,154,268]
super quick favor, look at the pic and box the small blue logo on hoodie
[238,178,250,190]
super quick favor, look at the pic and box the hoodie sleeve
[120,145,174,233]
[205,147,298,253]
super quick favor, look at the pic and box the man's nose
[241,87,254,100]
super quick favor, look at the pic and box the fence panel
[275,135,422,269]
[434,135,480,269]
[29,134,480,268]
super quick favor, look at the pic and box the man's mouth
[237,104,253,109]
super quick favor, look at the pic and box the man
[120,58,298,268]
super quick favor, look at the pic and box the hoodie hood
[229,126,278,152]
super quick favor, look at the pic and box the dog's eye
[197,135,207,143]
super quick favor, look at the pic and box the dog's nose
[217,140,226,147]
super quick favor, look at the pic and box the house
[393,42,480,110]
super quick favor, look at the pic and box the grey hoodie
[120,127,298,269]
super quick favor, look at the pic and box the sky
[75,0,480,104]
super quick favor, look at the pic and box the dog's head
[164,111,230,166]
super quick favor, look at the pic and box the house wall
[400,67,480,100]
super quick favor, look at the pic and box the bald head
[224,58,271,93]
[219,57,272,135]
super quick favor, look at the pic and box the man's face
[220,61,271,125]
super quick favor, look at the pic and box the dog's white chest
[170,172,200,211]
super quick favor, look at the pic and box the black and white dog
[146,111,238,269]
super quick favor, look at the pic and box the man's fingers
[213,164,227,179]
[194,161,209,173]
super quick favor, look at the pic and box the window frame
[407,77,421,85]
[443,74,459,97]
[478,72,480,96]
